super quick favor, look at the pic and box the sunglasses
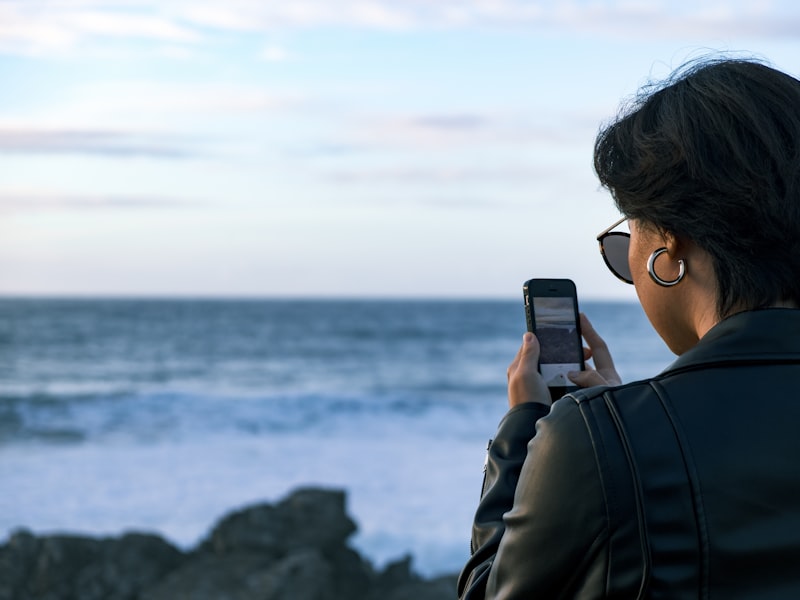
[597,216,633,284]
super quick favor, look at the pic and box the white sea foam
[0,425,495,575]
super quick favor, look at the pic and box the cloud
[181,2,417,32]
[551,2,800,40]
[170,1,800,39]
[1,0,798,58]
[0,128,201,158]
[260,45,290,62]
[281,109,591,162]
[0,190,199,212]
[368,114,493,147]
[345,111,589,151]
[0,1,200,56]
[67,81,301,116]
[413,115,488,131]
[324,164,564,184]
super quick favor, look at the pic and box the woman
[458,57,800,599]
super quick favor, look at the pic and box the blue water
[0,298,674,575]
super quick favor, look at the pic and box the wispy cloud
[71,81,300,115]
[325,164,565,184]
[181,2,418,32]
[550,2,800,40]
[1,1,798,58]
[345,111,589,151]
[179,1,800,38]
[368,113,493,147]
[316,109,596,186]
[0,128,201,158]
[260,45,291,63]
[0,190,200,213]
[0,1,200,56]
[413,115,489,131]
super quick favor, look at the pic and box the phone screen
[531,296,583,389]
[524,279,584,398]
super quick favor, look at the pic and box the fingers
[568,368,609,388]
[579,313,616,372]
[507,316,622,408]
[573,314,624,388]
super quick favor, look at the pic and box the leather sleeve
[457,398,608,599]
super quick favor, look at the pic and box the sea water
[0,298,674,576]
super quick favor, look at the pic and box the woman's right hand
[568,313,622,388]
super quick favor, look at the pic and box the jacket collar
[662,308,800,375]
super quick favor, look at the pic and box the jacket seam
[574,398,616,595]
[649,380,711,600]
[603,391,651,599]
[575,391,650,599]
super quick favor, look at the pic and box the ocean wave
[0,386,500,446]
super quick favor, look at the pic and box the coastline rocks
[0,487,458,600]
[200,488,358,557]
[0,530,184,600]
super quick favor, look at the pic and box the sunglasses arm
[596,216,628,241]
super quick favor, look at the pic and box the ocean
[0,298,675,576]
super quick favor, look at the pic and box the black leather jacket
[458,309,800,599]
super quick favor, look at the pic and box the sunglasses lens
[601,233,632,283]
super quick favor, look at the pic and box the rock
[367,555,459,600]
[325,545,374,599]
[258,550,334,600]
[380,574,460,600]
[172,487,372,600]
[141,550,334,600]
[75,533,186,600]
[0,529,184,600]
[201,487,357,558]
[0,487,458,600]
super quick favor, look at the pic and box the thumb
[568,369,608,388]
[508,332,550,408]
[521,331,539,357]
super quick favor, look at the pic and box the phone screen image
[531,296,583,390]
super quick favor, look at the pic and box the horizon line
[0,292,638,303]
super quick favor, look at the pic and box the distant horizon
[0,292,639,303]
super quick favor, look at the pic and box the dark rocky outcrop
[0,487,458,600]
[0,530,184,600]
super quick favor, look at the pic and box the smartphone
[523,278,585,400]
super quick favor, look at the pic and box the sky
[1,1,799,300]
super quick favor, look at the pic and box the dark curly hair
[594,57,800,318]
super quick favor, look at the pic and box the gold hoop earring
[647,248,686,287]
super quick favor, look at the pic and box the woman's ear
[662,229,686,258]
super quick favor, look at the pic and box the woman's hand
[507,331,552,408]
[507,313,622,410]
[568,313,622,388]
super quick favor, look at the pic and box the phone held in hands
[523,278,585,400]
